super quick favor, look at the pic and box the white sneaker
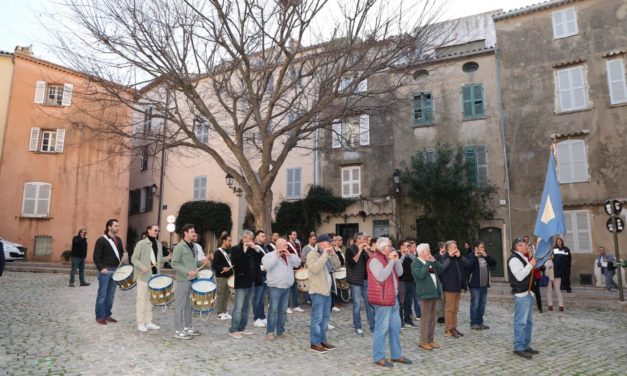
[184,327,201,336]
[137,324,148,332]
[332,307,341,312]
[145,322,160,330]
[293,306,305,312]
[254,319,266,328]
[327,324,335,330]
[218,313,229,321]
[263,318,267,325]
[226,313,233,319]
[174,331,192,340]
[286,308,293,314]
[355,328,364,337]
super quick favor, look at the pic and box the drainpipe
[314,128,320,186]
[495,47,513,281]
[156,89,170,230]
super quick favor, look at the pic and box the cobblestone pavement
[0,272,625,376]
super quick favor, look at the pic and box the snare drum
[294,268,309,292]
[112,264,136,290]
[227,275,235,297]
[191,279,217,314]
[333,267,349,290]
[148,275,174,306]
[197,269,214,280]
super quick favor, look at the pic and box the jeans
[69,257,86,284]
[253,283,268,320]
[603,268,619,290]
[230,287,253,333]
[401,281,417,322]
[289,281,300,308]
[469,287,488,326]
[350,281,375,331]
[513,293,534,351]
[267,287,290,335]
[413,287,421,318]
[372,300,402,362]
[310,293,331,345]
[95,268,117,319]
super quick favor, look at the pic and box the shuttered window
[552,8,578,39]
[462,84,485,120]
[331,120,342,149]
[606,59,627,105]
[359,114,370,146]
[330,116,370,148]
[556,140,588,183]
[464,145,489,188]
[413,92,434,126]
[562,210,592,253]
[194,117,209,144]
[34,81,73,106]
[341,166,361,198]
[22,182,52,217]
[28,128,66,153]
[193,176,207,201]
[286,168,302,199]
[555,66,588,112]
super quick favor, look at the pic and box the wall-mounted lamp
[225,173,243,196]
[392,169,401,193]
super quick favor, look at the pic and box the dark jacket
[439,253,470,292]
[411,258,444,300]
[212,247,233,278]
[400,255,415,282]
[252,243,268,286]
[230,243,256,289]
[553,246,571,279]
[345,244,370,285]
[93,234,124,271]
[465,252,496,288]
[70,235,88,258]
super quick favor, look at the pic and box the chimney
[15,45,33,56]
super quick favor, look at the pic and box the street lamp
[225,173,243,196]
[225,173,234,188]
[393,169,401,193]
[150,183,159,195]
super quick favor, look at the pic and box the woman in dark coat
[552,237,571,311]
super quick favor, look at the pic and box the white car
[1,238,26,261]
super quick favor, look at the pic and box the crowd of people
[77,219,618,366]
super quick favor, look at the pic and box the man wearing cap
[508,237,539,359]
[306,233,341,353]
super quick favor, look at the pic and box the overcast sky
[0,0,540,61]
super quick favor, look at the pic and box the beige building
[0,50,14,158]
[494,0,627,282]
[0,47,130,262]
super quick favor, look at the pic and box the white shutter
[332,121,342,149]
[55,129,66,153]
[476,145,489,187]
[556,142,572,183]
[564,8,578,36]
[357,77,368,93]
[557,70,572,111]
[571,67,586,109]
[562,212,575,248]
[359,114,370,146]
[341,168,351,197]
[570,140,588,182]
[29,127,41,151]
[35,184,51,217]
[607,59,627,104]
[34,81,46,104]
[552,11,565,38]
[62,83,73,106]
[352,167,361,196]
[294,168,301,197]
[575,211,592,252]
[22,183,38,215]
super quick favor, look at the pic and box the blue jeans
[310,293,331,345]
[230,287,253,333]
[350,281,375,331]
[289,281,300,308]
[470,287,488,326]
[513,293,534,351]
[95,268,117,319]
[70,257,86,284]
[253,283,268,320]
[267,287,290,335]
[401,281,418,322]
[603,269,619,290]
[372,300,402,362]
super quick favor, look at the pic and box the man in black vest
[508,237,539,359]
[93,219,127,325]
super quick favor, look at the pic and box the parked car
[1,238,26,261]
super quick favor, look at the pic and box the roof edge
[493,0,584,21]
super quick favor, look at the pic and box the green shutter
[413,92,433,126]
[462,86,473,118]
[473,85,484,116]
[464,146,479,188]
[462,84,485,119]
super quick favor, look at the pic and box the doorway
[336,223,359,243]
[479,227,504,277]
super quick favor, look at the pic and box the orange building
[0,47,130,262]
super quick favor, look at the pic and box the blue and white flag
[533,151,565,268]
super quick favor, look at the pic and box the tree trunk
[249,189,274,235]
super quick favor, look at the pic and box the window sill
[40,103,65,107]
[608,102,627,108]
[555,107,593,115]
[31,151,61,154]
[462,116,487,122]
[558,180,590,185]
[284,197,301,202]
[553,33,578,40]
[20,216,52,220]
[412,122,435,128]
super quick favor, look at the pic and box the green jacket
[172,240,204,281]
[131,238,163,282]
[411,258,444,300]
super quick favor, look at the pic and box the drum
[333,267,349,290]
[294,268,309,292]
[227,275,235,297]
[191,279,217,315]
[197,269,214,280]
[112,265,136,290]
[148,275,174,306]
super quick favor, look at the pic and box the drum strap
[104,235,121,261]
[219,248,232,268]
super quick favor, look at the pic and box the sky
[0,0,542,61]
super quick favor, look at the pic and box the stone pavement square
[0,272,625,375]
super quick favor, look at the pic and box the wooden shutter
[557,69,573,111]
[552,10,565,38]
[351,167,361,196]
[342,168,351,197]
[607,59,627,104]
[462,85,473,118]
[55,129,66,153]
[570,140,588,182]
[34,81,46,104]
[424,93,433,123]
[22,183,38,215]
[575,211,592,252]
[571,67,586,109]
[464,146,478,188]
[556,142,572,183]
[473,85,484,116]
[476,145,489,187]
[332,121,342,149]
[562,211,575,248]
[29,128,41,151]
[359,114,370,146]
[62,83,73,106]
[36,184,51,217]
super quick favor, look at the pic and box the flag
[533,150,565,268]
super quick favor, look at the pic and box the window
[607,59,627,105]
[555,66,589,112]
[462,62,479,73]
[34,235,53,256]
[29,128,65,153]
[413,92,434,126]
[341,166,361,198]
[552,8,578,39]
[34,81,73,107]
[21,182,51,217]
[563,210,592,253]
[464,145,489,188]
[140,146,149,171]
[372,220,390,238]
[129,189,141,215]
[423,148,436,164]
[286,168,302,199]
[143,106,153,133]
[330,115,370,149]
[462,84,485,120]
[194,116,209,144]
[556,140,588,183]
[140,186,153,213]
[339,76,367,93]
[193,176,207,201]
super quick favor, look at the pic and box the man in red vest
[367,237,412,368]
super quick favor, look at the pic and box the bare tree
[51,0,448,233]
